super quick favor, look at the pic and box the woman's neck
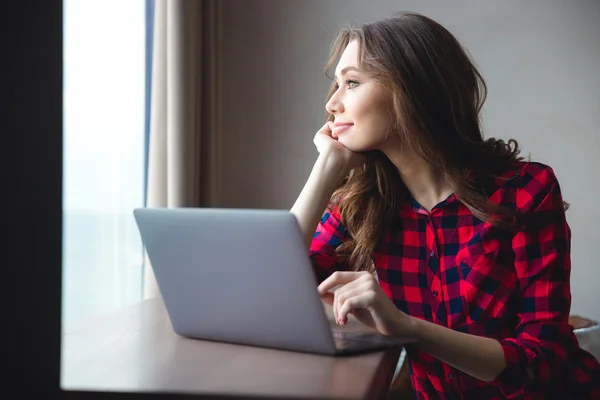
[383,144,454,212]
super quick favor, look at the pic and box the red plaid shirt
[310,161,600,399]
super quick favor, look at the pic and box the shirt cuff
[489,339,539,399]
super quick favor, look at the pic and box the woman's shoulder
[496,160,558,184]
[493,160,559,190]
[490,160,563,212]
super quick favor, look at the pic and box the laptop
[133,207,414,356]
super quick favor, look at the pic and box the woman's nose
[325,94,344,115]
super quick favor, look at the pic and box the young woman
[290,12,600,399]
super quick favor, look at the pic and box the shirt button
[430,251,435,257]
[448,373,454,380]
[432,290,439,297]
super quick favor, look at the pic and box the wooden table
[61,298,403,399]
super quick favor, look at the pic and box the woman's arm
[290,121,364,250]
[290,153,346,250]
[320,271,507,382]
[406,317,506,382]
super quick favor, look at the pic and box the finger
[338,292,376,325]
[334,287,365,324]
[322,273,370,322]
[318,122,333,136]
[317,271,364,296]
[331,278,369,323]
[313,123,336,148]
[326,122,338,139]
[320,292,334,306]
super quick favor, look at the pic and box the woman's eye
[333,80,359,91]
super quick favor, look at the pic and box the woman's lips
[333,124,353,136]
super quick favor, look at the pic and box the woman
[290,12,600,399]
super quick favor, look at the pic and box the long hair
[323,12,567,272]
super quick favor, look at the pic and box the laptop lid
[133,207,337,354]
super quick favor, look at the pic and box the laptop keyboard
[331,329,383,349]
[330,328,407,351]
[333,336,358,350]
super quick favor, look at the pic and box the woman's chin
[339,138,370,153]
[337,136,354,148]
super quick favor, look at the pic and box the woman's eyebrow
[334,66,361,80]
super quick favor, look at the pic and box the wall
[217,0,600,321]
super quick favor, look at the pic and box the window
[62,0,146,327]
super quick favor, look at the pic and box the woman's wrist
[313,152,350,190]
[397,312,421,338]
[386,305,421,338]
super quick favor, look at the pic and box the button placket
[427,225,442,300]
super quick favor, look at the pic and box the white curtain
[144,0,221,299]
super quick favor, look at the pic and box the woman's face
[325,40,396,153]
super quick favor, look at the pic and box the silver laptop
[133,207,414,355]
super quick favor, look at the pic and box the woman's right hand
[313,121,366,178]
[291,121,365,250]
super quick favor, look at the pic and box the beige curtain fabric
[144,0,221,299]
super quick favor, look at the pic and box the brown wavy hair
[323,12,567,272]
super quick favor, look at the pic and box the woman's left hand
[317,271,415,337]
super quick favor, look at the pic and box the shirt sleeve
[309,205,351,284]
[490,163,582,398]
